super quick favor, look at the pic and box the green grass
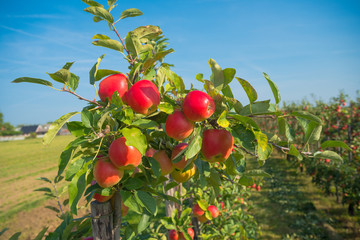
[249,156,360,239]
[0,135,74,227]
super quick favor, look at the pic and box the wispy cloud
[5,14,70,20]
[0,25,90,54]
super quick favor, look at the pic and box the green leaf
[314,150,343,164]
[148,157,161,178]
[36,177,52,184]
[142,49,175,73]
[81,110,93,128]
[235,77,257,103]
[196,73,204,83]
[84,6,114,23]
[321,140,351,151]
[12,77,53,87]
[34,187,52,193]
[92,39,124,52]
[228,113,259,130]
[217,110,229,128]
[163,67,185,93]
[197,199,209,211]
[288,144,303,160]
[124,178,144,190]
[68,73,80,91]
[120,8,143,20]
[179,207,192,222]
[67,121,87,137]
[122,128,147,155]
[62,62,75,70]
[258,143,273,161]
[291,111,322,125]
[68,165,88,214]
[108,0,117,7]
[120,190,142,214]
[34,227,49,240]
[185,128,202,159]
[208,58,224,91]
[93,16,103,22]
[65,157,85,181]
[132,119,158,129]
[263,72,281,104]
[137,209,151,233]
[253,131,268,151]
[132,25,162,41]
[239,100,276,116]
[223,68,236,85]
[285,121,295,142]
[9,232,21,240]
[244,169,272,178]
[164,182,178,191]
[136,191,157,215]
[158,102,174,114]
[43,112,79,145]
[45,206,60,213]
[278,117,286,136]
[82,0,104,7]
[47,69,71,84]
[92,34,110,39]
[89,54,105,85]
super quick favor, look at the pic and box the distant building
[20,124,69,135]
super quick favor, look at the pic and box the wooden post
[91,201,115,240]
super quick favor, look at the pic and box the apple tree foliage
[11,0,346,239]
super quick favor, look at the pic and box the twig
[248,115,276,119]
[61,88,102,107]
[270,142,312,156]
[112,24,135,66]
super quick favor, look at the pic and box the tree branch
[61,88,102,107]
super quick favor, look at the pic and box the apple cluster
[93,74,236,201]
[169,228,194,240]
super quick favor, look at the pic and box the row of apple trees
[8,0,345,239]
[256,92,360,217]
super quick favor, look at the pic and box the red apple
[197,214,208,223]
[98,73,128,102]
[207,205,219,218]
[153,150,174,175]
[165,110,194,141]
[91,180,114,202]
[182,90,215,122]
[201,129,234,163]
[125,79,160,115]
[171,164,196,183]
[192,203,205,217]
[256,185,261,191]
[93,158,124,188]
[220,201,224,209]
[169,229,179,240]
[171,143,188,170]
[109,137,142,170]
[180,228,194,240]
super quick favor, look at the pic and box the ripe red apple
[93,158,124,188]
[252,183,257,189]
[192,203,205,217]
[109,137,142,170]
[220,201,224,209]
[201,129,234,163]
[180,228,194,240]
[98,73,128,102]
[169,229,179,240]
[207,205,219,218]
[153,150,174,175]
[256,185,261,191]
[165,110,194,141]
[91,180,114,202]
[125,79,160,115]
[182,90,215,122]
[171,143,188,170]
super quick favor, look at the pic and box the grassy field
[0,135,74,239]
[249,156,360,239]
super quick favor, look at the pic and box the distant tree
[0,112,20,136]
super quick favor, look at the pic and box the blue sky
[1,0,359,126]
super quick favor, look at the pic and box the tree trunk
[91,200,114,240]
